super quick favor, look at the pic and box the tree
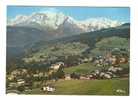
[70,72,80,79]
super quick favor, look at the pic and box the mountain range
[7,12,123,47]
[7,12,129,61]
[8,12,122,32]
[23,23,130,64]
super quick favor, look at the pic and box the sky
[7,6,130,23]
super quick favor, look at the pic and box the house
[80,75,90,80]
[38,72,44,77]
[95,70,100,75]
[106,71,113,76]
[33,74,39,77]
[7,75,15,81]
[46,86,55,92]
[51,62,64,70]
[119,57,127,63]
[94,57,106,67]
[94,59,100,65]
[104,73,112,79]
[21,69,28,74]
[17,79,25,86]
[65,74,71,80]
[108,66,123,73]
[99,72,112,79]
[44,73,48,77]
[99,72,105,78]
[87,74,94,79]
[42,85,55,92]
[116,89,126,93]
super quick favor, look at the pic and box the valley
[6,9,130,95]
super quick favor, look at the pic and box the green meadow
[24,78,129,95]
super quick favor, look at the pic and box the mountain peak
[7,12,123,32]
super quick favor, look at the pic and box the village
[6,50,129,94]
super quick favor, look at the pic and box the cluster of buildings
[64,65,124,80]
[6,62,64,90]
[6,51,129,93]
[94,53,128,67]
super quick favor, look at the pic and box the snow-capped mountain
[7,12,124,51]
[8,12,123,33]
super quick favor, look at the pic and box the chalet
[42,85,55,92]
[21,69,28,74]
[44,73,48,77]
[94,59,100,65]
[46,86,55,92]
[80,75,90,80]
[108,66,117,73]
[7,75,15,81]
[106,71,113,76]
[99,72,105,78]
[108,66,123,73]
[38,72,44,77]
[33,74,39,77]
[119,57,127,63]
[17,79,25,86]
[51,62,64,70]
[99,72,112,79]
[116,89,126,93]
[87,74,93,79]
[104,73,112,79]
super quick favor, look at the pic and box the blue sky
[7,6,130,22]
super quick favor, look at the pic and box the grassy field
[24,78,129,95]
[22,63,129,95]
[64,62,105,74]
[64,62,129,74]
